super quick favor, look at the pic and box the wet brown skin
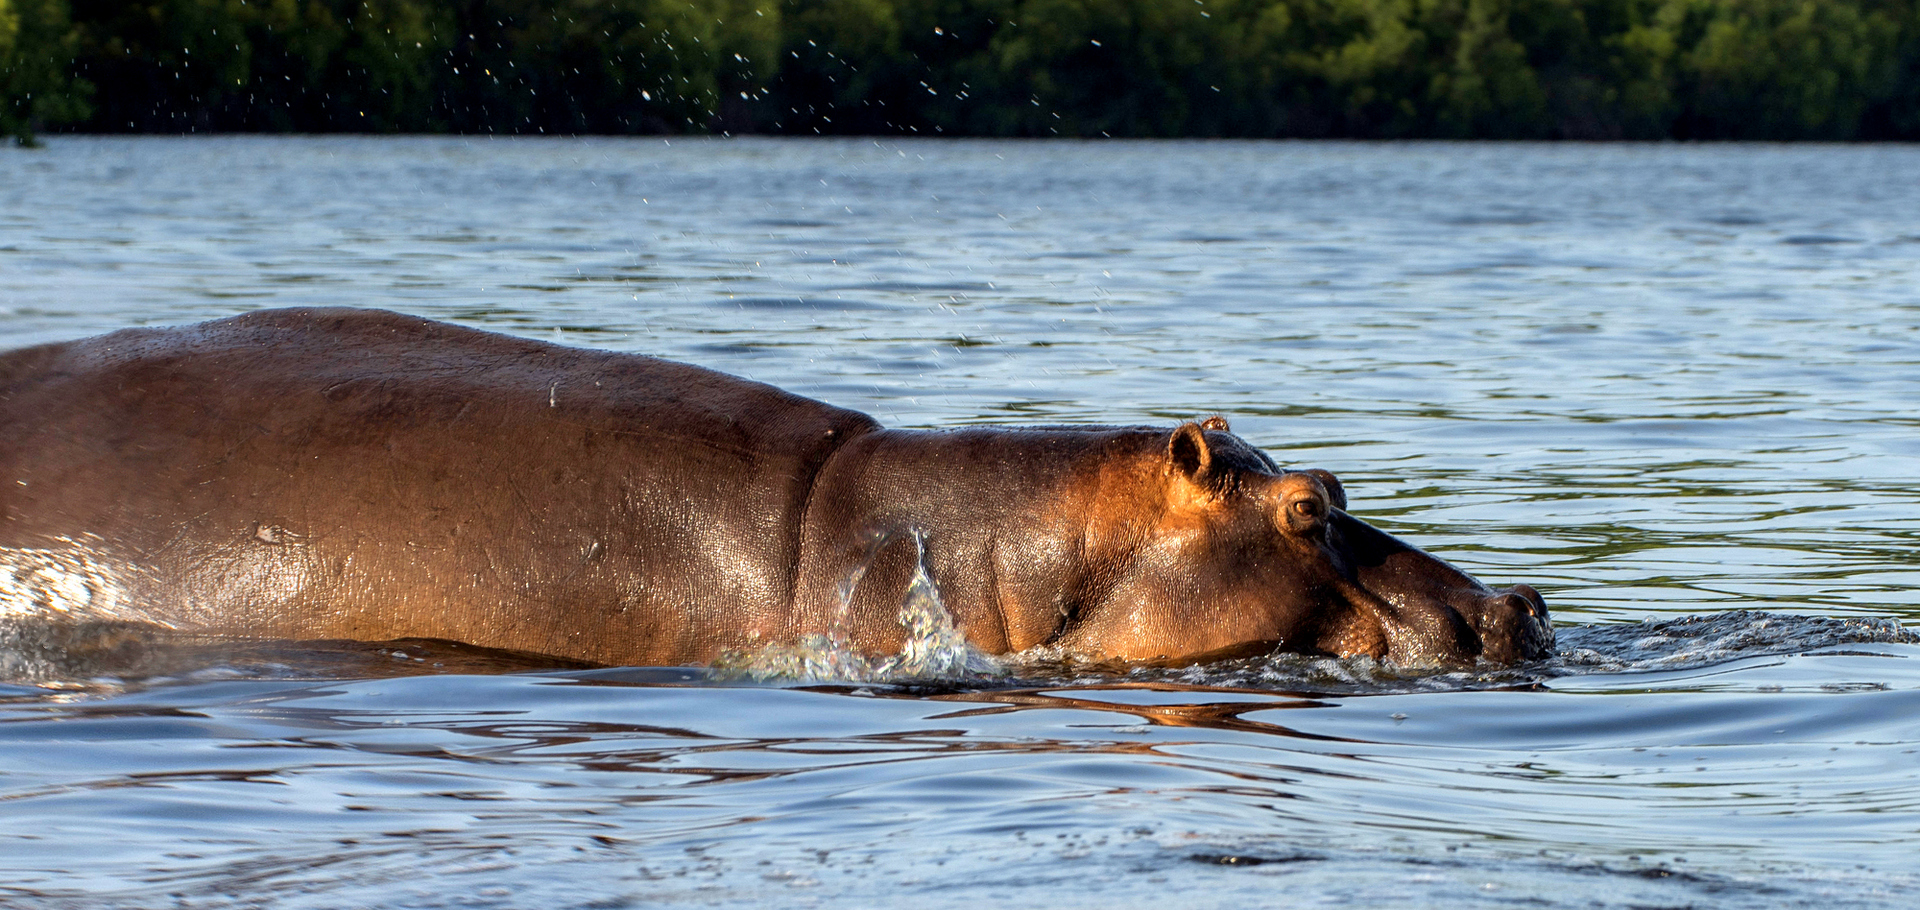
[0,308,1552,668]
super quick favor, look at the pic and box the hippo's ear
[1168,422,1213,482]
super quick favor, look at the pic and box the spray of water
[713,531,1001,683]
[0,538,144,623]
[0,539,170,683]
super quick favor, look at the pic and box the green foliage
[4,0,1919,137]
[0,0,91,144]
[773,0,917,132]
[64,0,449,131]
[439,0,780,133]
[1669,0,1902,137]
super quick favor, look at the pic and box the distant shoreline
[8,0,1920,145]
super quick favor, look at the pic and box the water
[3,137,1919,907]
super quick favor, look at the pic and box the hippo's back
[0,308,880,663]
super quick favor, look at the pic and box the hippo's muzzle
[1473,583,1555,665]
[1326,509,1556,667]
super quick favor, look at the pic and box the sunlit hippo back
[0,307,1553,670]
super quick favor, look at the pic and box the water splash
[0,539,141,623]
[881,551,1002,679]
[714,532,1001,683]
[0,541,167,684]
[1552,609,1919,673]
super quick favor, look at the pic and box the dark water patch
[695,341,774,355]
[1440,211,1549,226]
[722,296,888,312]
[1189,850,1322,866]
[845,280,999,294]
[747,218,834,228]
[1167,233,1248,244]
[1400,852,1799,902]
[1780,235,1861,245]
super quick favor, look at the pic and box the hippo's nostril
[1505,583,1546,618]
[1496,592,1533,616]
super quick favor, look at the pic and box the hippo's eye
[1274,474,1330,535]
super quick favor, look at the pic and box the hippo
[0,308,1552,669]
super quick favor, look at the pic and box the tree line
[5,0,1919,143]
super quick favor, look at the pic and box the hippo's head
[1056,421,1553,668]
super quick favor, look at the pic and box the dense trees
[4,0,1919,141]
[2,0,91,143]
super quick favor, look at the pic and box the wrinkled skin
[0,308,1552,668]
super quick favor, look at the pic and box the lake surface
[2,137,1918,908]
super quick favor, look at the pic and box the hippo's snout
[1473,583,1555,664]
[1326,508,1554,667]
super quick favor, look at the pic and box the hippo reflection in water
[0,309,1553,669]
